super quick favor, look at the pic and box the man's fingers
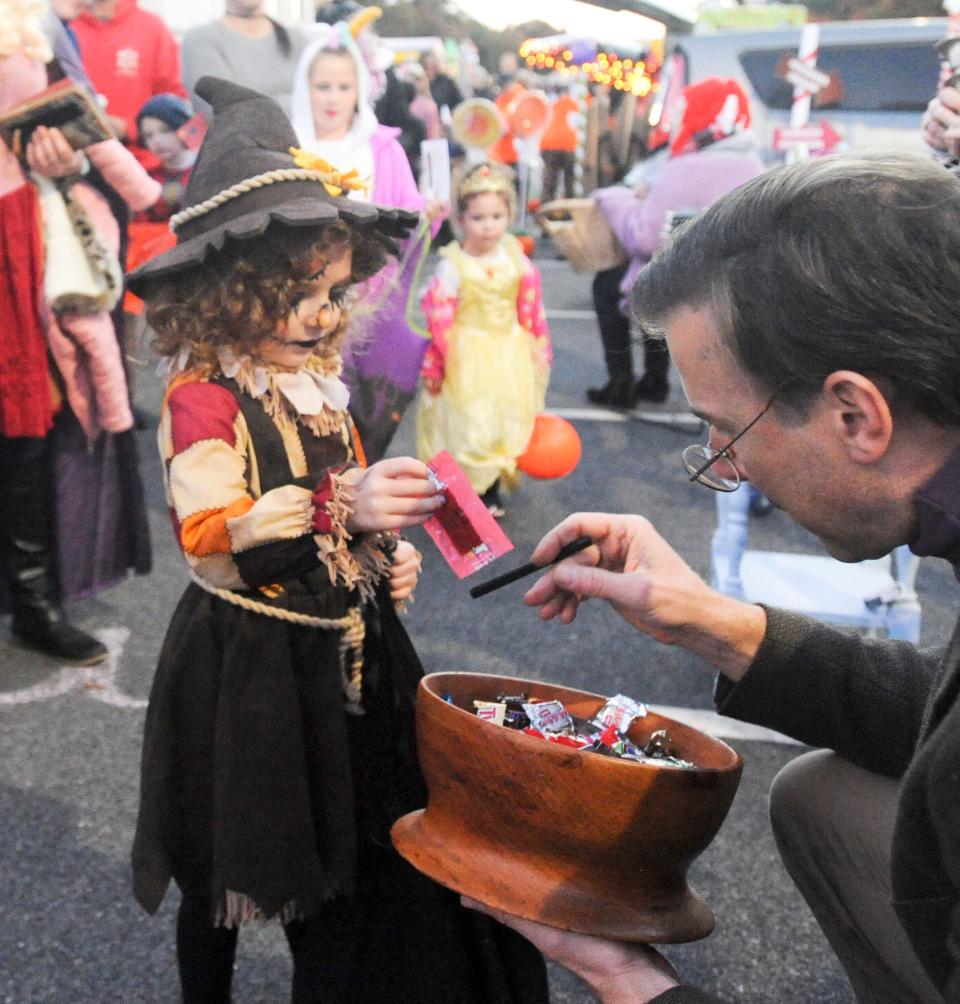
[552,561,646,609]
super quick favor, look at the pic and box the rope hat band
[169,165,366,233]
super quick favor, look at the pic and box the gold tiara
[458,164,514,201]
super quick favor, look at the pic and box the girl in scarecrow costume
[290,12,446,462]
[129,76,549,1004]
[0,0,157,664]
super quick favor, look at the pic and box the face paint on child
[459,191,511,257]
[255,249,354,370]
[309,52,359,142]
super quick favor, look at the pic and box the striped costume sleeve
[161,380,337,589]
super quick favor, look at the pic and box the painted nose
[312,302,340,330]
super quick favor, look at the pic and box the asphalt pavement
[2,244,958,1002]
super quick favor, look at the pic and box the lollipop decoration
[451,98,506,164]
[505,90,550,231]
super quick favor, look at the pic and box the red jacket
[72,0,185,146]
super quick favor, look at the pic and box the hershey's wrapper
[591,694,648,734]
[473,700,506,726]
[523,699,574,735]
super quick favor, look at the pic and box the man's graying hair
[633,151,960,425]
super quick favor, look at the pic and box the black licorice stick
[469,536,593,599]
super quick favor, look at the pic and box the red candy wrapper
[422,451,513,578]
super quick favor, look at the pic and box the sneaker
[486,503,506,519]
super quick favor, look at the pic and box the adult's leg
[560,151,576,199]
[635,333,670,403]
[541,150,559,205]
[588,264,635,407]
[283,897,358,1004]
[770,750,943,1004]
[176,893,239,1004]
[0,436,107,664]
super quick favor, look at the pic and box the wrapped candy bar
[523,699,574,735]
[468,689,694,768]
[591,694,648,733]
[473,700,507,726]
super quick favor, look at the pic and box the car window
[740,42,939,112]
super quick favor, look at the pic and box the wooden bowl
[391,672,743,944]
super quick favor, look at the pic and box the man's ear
[821,371,893,463]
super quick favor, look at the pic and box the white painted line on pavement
[0,666,80,705]
[0,630,799,742]
[545,309,595,320]
[550,407,703,432]
[651,705,803,746]
[551,407,632,423]
[0,627,146,709]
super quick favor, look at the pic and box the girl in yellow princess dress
[416,162,551,517]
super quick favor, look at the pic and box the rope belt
[190,570,366,714]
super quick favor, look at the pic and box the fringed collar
[216,349,350,439]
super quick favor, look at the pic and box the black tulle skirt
[133,579,548,1004]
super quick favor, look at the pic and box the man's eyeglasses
[681,392,779,492]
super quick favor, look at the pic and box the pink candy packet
[422,452,513,578]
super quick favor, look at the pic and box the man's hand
[922,85,960,156]
[462,897,680,1004]
[524,513,766,681]
[342,457,442,533]
[25,126,85,178]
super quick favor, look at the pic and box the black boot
[586,377,637,409]
[590,266,636,409]
[0,441,107,665]
[635,335,670,404]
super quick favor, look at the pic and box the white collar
[217,349,351,417]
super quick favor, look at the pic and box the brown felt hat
[126,76,416,297]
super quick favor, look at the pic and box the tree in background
[377,0,557,74]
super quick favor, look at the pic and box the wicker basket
[537,197,628,274]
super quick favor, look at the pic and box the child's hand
[26,126,86,179]
[423,376,443,396]
[425,197,449,223]
[342,457,442,533]
[390,539,422,603]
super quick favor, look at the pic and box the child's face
[309,52,358,142]
[254,249,354,370]
[139,115,187,168]
[460,192,510,256]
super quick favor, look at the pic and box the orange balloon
[517,414,582,479]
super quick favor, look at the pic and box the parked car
[659,18,945,156]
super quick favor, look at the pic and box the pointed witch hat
[126,75,415,296]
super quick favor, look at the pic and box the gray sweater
[180,19,307,118]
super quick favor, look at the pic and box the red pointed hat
[669,77,751,157]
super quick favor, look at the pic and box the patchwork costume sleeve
[517,259,552,364]
[161,380,344,590]
[419,260,460,384]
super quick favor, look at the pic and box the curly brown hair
[146,220,392,368]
